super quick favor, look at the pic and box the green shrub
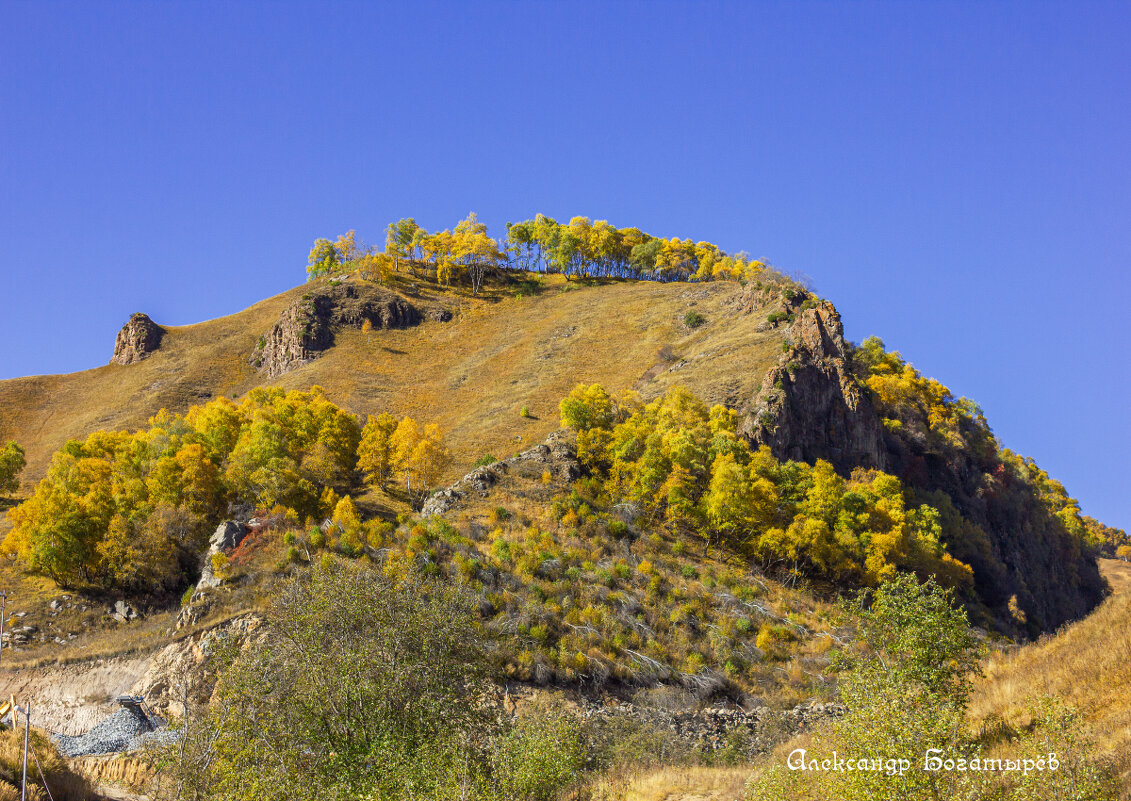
[683,310,706,328]
[491,706,585,801]
[166,561,492,801]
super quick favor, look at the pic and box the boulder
[109,601,138,622]
[209,520,248,551]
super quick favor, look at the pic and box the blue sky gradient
[1,1,1128,528]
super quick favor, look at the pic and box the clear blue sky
[1,1,1128,529]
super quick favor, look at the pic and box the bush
[168,560,492,801]
[683,310,706,328]
[749,574,988,801]
[491,705,585,801]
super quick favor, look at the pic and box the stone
[254,282,420,377]
[209,520,248,551]
[196,520,248,589]
[110,601,138,622]
[111,313,164,365]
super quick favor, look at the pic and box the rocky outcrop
[137,614,262,718]
[195,520,247,590]
[254,283,420,377]
[740,301,886,473]
[422,431,581,517]
[111,313,163,365]
[737,293,1104,633]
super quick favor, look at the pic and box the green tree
[306,231,361,279]
[0,440,26,496]
[749,573,986,801]
[558,384,616,432]
[385,217,423,271]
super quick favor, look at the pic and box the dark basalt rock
[741,301,886,473]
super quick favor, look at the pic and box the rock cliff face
[254,283,420,377]
[740,300,886,473]
[111,313,164,365]
[737,292,1104,633]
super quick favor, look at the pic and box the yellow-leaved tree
[389,418,452,508]
[357,413,399,489]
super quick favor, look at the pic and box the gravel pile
[52,707,169,757]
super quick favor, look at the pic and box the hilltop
[0,221,1124,799]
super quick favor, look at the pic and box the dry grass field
[615,765,751,801]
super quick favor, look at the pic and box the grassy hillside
[969,557,1131,795]
[0,273,782,516]
[2,265,1125,800]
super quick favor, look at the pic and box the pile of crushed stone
[52,706,172,757]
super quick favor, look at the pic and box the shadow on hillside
[567,276,630,287]
[0,496,19,514]
[357,486,417,524]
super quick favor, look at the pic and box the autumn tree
[357,412,399,488]
[560,383,977,593]
[306,230,364,279]
[454,212,503,294]
[0,387,413,595]
[389,417,452,508]
[0,441,25,496]
[3,451,114,585]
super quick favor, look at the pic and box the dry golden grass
[0,727,95,800]
[968,558,1131,794]
[615,765,752,801]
